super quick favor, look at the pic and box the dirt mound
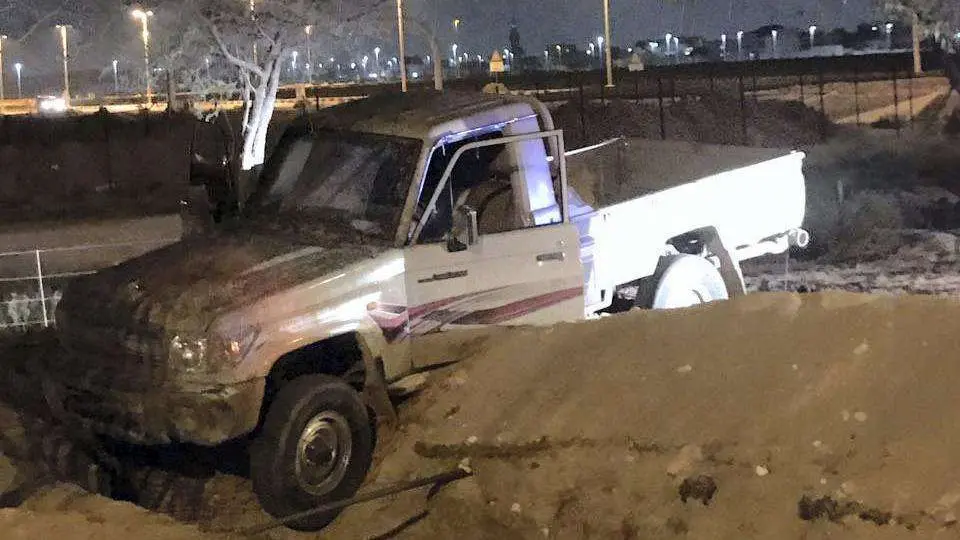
[552,94,828,149]
[312,293,960,539]
[1,484,221,540]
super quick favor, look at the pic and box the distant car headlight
[38,96,68,114]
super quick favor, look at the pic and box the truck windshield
[245,129,421,240]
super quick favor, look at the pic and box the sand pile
[312,292,960,539]
[0,484,219,540]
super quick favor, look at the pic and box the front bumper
[46,377,266,446]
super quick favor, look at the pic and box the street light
[374,46,381,73]
[0,35,6,101]
[601,0,614,87]
[885,22,894,49]
[721,34,728,59]
[55,24,71,106]
[665,33,673,55]
[771,29,778,58]
[396,0,408,92]
[132,8,154,106]
[809,25,817,50]
[14,63,23,99]
[736,30,744,59]
[112,59,119,93]
[305,25,313,84]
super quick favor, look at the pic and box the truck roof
[304,91,539,142]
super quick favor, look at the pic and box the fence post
[578,79,586,143]
[658,77,666,140]
[35,249,49,328]
[907,71,914,130]
[818,66,827,143]
[854,62,861,126]
[892,66,900,138]
[799,73,805,103]
[738,73,747,145]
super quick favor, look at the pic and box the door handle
[536,251,566,263]
[417,270,468,284]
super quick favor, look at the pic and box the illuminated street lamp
[55,24,71,105]
[14,62,23,98]
[721,34,728,59]
[885,22,894,49]
[771,29,779,58]
[131,8,154,106]
[0,35,6,101]
[361,54,369,74]
[452,43,458,64]
[374,46,381,73]
[737,30,744,59]
[112,59,119,93]
[304,25,313,84]
[291,50,298,81]
[809,25,817,49]
[665,33,673,55]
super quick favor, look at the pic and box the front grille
[56,318,165,392]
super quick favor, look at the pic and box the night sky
[2,0,879,78]
[430,0,877,55]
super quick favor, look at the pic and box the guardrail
[0,238,177,331]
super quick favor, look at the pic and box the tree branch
[201,13,266,80]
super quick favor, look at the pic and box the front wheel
[250,375,374,531]
[638,254,729,309]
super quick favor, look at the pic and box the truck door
[403,130,584,368]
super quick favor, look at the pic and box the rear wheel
[250,374,374,531]
[638,254,729,309]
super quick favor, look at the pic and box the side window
[415,131,562,244]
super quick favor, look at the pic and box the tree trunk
[913,11,923,75]
[430,36,443,91]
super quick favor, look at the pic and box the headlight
[169,327,260,374]
[170,335,209,373]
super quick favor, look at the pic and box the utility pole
[132,9,154,106]
[56,25,71,106]
[0,35,6,102]
[396,0,408,92]
[912,11,923,75]
[602,0,614,87]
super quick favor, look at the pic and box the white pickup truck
[51,92,806,530]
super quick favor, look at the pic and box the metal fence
[0,239,177,331]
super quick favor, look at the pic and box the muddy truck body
[50,92,807,529]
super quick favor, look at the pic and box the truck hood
[58,232,391,334]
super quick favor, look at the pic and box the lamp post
[885,22,894,50]
[771,29,778,58]
[305,25,313,84]
[721,34,727,59]
[112,59,119,94]
[132,8,154,106]
[396,0,408,92]
[0,35,6,101]
[601,0,614,87]
[14,63,22,99]
[737,30,744,59]
[665,33,673,55]
[374,46,381,74]
[55,24,71,106]
[809,25,817,50]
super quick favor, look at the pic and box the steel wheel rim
[295,411,353,496]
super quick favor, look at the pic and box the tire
[638,254,729,309]
[250,374,374,531]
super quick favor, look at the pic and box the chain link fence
[0,239,176,331]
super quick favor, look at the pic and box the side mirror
[448,205,479,252]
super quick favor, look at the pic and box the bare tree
[146,0,382,174]
[881,0,960,73]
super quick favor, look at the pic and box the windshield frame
[243,126,423,243]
